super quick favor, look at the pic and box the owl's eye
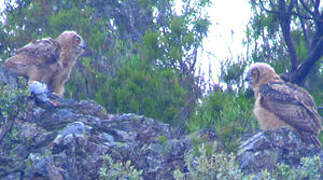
[252,69,258,79]
[74,36,81,44]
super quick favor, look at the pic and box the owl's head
[245,62,281,89]
[56,30,86,56]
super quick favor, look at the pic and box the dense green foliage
[99,154,143,180]
[173,143,322,180]
[187,90,257,151]
[0,79,29,152]
[93,54,187,124]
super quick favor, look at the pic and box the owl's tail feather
[310,135,321,148]
[300,133,321,148]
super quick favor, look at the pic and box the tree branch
[313,0,320,19]
[291,11,314,20]
[269,0,276,8]
[189,44,198,73]
[279,0,300,71]
[287,0,296,14]
[291,1,313,20]
[296,2,310,49]
[313,0,319,12]
[311,11,323,52]
[299,0,315,16]
[251,0,279,14]
[255,0,280,14]
[281,11,322,84]
[253,0,322,84]
[291,36,323,84]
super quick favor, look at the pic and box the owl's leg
[51,82,65,98]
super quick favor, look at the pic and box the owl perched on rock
[4,31,86,97]
[245,62,322,148]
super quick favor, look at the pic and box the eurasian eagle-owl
[4,30,86,97]
[245,62,322,147]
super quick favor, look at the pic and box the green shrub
[173,143,244,180]
[0,84,28,120]
[93,54,187,125]
[186,90,257,152]
[99,154,143,180]
[272,156,321,180]
[174,143,322,180]
[0,79,29,150]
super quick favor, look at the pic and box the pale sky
[0,1,4,12]
[203,0,251,59]
[197,0,251,83]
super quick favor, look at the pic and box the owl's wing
[259,82,322,134]
[5,38,61,76]
[15,38,61,65]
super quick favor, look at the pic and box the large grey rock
[0,89,218,180]
[237,127,322,174]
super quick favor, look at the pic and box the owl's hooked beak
[80,38,86,49]
[245,71,251,81]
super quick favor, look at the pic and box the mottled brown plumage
[245,62,322,147]
[4,31,86,97]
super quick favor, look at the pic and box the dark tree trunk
[256,0,323,85]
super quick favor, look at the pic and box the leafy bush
[93,51,187,125]
[0,83,29,120]
[186,90,257,152]
[173,144,244,180]
[99,154,143,180]
[272,156,321,180]
[174,143,322,180]
[0,79,29,151]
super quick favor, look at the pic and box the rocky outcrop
[1,67,322,179]
[237,127,323,174]
[0,89,218,180]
